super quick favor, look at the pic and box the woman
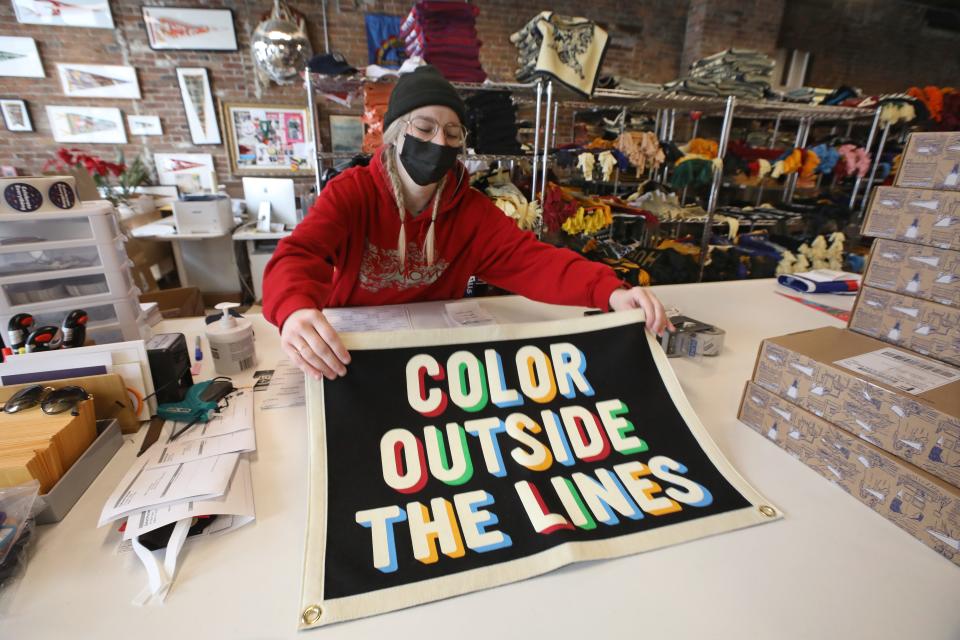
[263,65,670,381]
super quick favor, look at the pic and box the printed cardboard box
[863,238,960,307]
[894,132,960,191]
[861,186,960,250]
[739,382,960,567]
[752,326,960,487]
[849,286,960,367]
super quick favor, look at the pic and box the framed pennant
[57,63,141,99]
[0,36,44,78]
[299,310,779,628]
[176,67,221,145]
[127,115,162,136]
[153,152,216,194]
[12,0,114,28]
[46,105,127,143]
[142,7,238,51]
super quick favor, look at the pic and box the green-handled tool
[157,378,235,441]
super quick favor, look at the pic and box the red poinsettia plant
[44,147,148,206]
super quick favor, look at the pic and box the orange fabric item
[688,137,719,158]
[362,81,396,153]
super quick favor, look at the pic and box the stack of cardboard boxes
[738,132,960,567]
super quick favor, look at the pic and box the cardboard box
[861,186,960,250]
[139,287,205,319]
[849,286,960,367]
[863,238,960,307]
[739,382,960,567]
[894,132,960,191]
[752,326,960,487]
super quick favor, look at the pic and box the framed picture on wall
[329,115,363,154]
[153,152,216,195]
[142,7,238,51]
[57,63,141,99]
[12,0,114,28]
[127,115,163,136]
[176,67,221,145]
[0,36,45,78]
[1,99,33,132]
[221,102,314,175]
[46,105,127,144]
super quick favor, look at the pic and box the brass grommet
[302,605,323,625]
[759,505,776,517]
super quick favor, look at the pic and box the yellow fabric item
[688,138,719,158]
[561,203,612,235]
[799,149,820,181]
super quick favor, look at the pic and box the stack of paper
[98,390,256,539]
[0,399,97,492]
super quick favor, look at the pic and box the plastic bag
[0,480,40,567]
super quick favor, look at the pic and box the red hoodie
[262,149,625,329]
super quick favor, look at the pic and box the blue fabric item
[811,143,840,174]
[365,13,405,68]
[877,162,891,181]
[778,274,859,293]
[610,148,630,171]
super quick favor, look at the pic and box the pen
[195,335,203,361]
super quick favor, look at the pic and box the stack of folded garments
[464,92,522,154]
[510,12,609,97]
[361,81,395,153]
[399,1,486,83]
[666,49,775,100]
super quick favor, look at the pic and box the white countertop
[2,279,957,639]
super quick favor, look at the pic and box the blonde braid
[382,146,409,270]
[424,174,447,265]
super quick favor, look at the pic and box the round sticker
[4,183,43,213]
[48,181,77,209]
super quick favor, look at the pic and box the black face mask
[399,134,459,186]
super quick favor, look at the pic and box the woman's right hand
[280,308,351,380]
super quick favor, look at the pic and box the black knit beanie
[383,65,466,133]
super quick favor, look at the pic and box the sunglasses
[2,385,91,416]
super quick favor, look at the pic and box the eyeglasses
[404,116,468,145]
[2,385,90,416]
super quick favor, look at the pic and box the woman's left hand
[609,287,674,336]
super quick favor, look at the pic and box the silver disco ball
[251,18,312,84]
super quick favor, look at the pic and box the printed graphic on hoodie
[358,240,449,293]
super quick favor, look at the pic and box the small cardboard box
[863,238,960,307]
[752,326,960,487]
[849,286,960,367]
[139,287,205,319]
[861,186,960,250]
[894,132,960,191]
[739,382,960,567]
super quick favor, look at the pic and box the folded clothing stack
[399,1,486,83]
[666,49,775,100]
[510,12,609,97]
[464,92,522,154]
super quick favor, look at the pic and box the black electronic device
[145,333,194,405]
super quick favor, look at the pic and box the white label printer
[173,194,234,235]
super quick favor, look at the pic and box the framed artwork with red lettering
[299,310,779,628]
[142,7,238,52]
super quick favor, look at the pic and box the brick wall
[0,0,957,195]
[778,0,960,94]
[682,0,786,70]
[0,0,688,195]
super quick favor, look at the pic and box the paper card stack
[0,398,96,492]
